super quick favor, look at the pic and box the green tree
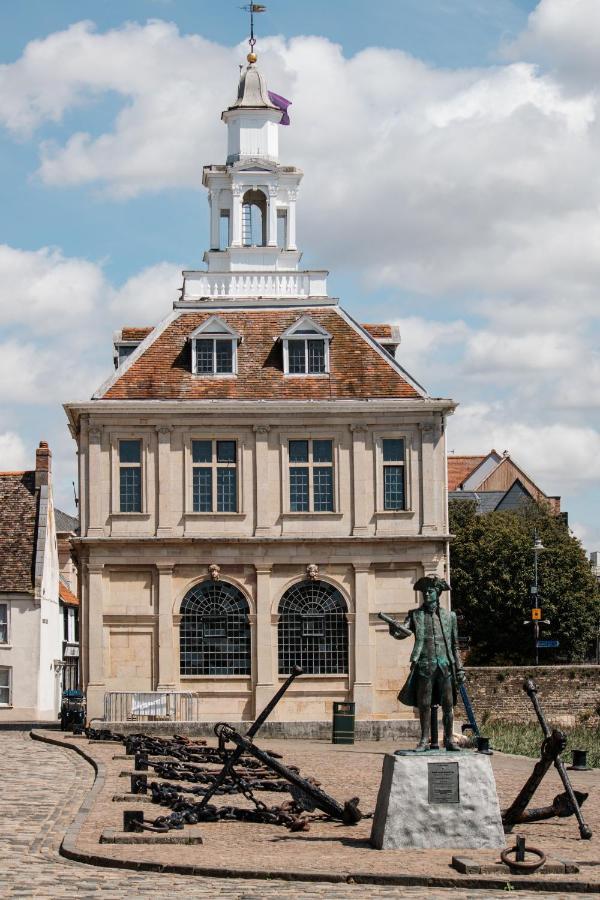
[449,500,600,665]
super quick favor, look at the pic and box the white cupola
[182,55,329,304]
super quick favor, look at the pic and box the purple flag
[268,90,291,126]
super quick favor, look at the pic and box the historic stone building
[65,59,456,725]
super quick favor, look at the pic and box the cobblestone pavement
[0,729,594,899]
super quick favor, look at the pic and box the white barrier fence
[103,691,201,722]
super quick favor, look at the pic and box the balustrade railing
[102,691,201,722]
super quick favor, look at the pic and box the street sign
[536,639,559,648]
[532,608,542,620]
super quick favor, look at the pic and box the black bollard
[568,749,591,771]
[131,773,147,795]
[477,736,493,755]
[125,739,135,756]
[516,834,526,862]
[123,810,144,832]
[135,752,148,771]
[430,705,439,750]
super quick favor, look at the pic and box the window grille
[382,438,405,510]
[180,581,250,676]
[195,338,234,374]
[286,338,326,374]
[278,580,348,675]
[192,440,237,512]
[119,439,142,512]
[288,439,334,512]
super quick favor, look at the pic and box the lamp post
[530,531,546,665]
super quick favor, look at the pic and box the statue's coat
[397,606,461,707]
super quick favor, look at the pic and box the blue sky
[0,0,599,552]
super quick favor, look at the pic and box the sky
[0,0,599,551]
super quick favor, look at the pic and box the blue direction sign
[537,639,559,648]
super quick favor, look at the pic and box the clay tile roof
[447,455,487,491]
[59,581,79,607]
[362,323,393,340]
[0,471,37,593]
[102,308,421,401]
[120,327,153,342]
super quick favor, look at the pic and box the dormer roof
[280,315,331,340]
[188,315,241,340]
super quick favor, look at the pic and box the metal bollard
[125,739,135,756]
[515,834,526,862]
[131,773,147,795]
[123,810,144,832]
[135,752,148,771]
[568,749,591,771]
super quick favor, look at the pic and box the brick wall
[465,666,600,726]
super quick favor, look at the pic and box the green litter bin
[332,701,355,744]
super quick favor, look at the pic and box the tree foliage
[449,500,600,665]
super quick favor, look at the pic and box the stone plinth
[370,751,505,850]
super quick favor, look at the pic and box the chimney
[35,440,51,488]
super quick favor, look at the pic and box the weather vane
[240,4,266,62]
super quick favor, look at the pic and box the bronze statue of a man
[383,575,466,752]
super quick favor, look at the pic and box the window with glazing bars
[0,667,10,705]
[0,603,7,643]
[278,580,348,675]
[192,440,237,512]
[119,439,142,512]
[179,581,250,676]
[289,439,334,512]
[383,438,405,510]
[195,338,234,375]
[286,338,326,374]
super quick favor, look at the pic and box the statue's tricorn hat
[414,575,450,593]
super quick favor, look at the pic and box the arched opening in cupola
[242,189,267,246]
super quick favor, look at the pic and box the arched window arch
[179,581,250,676]
[242,189,266,247]
[278,580,348,675]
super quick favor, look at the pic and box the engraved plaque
[428,762,460,804]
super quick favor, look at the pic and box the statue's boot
[443,707,461,751]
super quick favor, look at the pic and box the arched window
[242,189,266,247]
[278,580,348,675]
[179,581,250,676]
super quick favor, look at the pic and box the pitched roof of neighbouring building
[55,508,79,534]
[59,580,79,607]
[0,472,37,593]
[120,327,153,342]
[100,307,424,401]
[447,455,487,491]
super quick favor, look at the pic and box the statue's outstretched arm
[378,611,412,640]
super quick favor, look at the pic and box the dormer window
[190,316,240,376]
[281,316,331,376]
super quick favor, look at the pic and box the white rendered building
[65,58,456,729]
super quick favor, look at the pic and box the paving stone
[0,728,596,899]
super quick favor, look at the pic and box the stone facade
[64,58,456,725]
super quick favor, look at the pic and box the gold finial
[247,51,257,64]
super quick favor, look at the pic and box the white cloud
[109,261,182,324]
[503,0,600,89]
[0,430,29,471]
[0,244,105,335]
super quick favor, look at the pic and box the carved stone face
[208,564,221,582]
[306,564,319,581]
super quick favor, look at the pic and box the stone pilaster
[156,426,172,537]
[231,184,243,246]
[420,423,437,535]
[86,562,105,720]
[254,564,275,715]
[350,424,369,535]
[253,425,272,536]
[209,188,221,249]
[87,427,103,537]
[156,563,176,690]
[267,185,278,246]
[287,188,297,250]
[352,563,374,716]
